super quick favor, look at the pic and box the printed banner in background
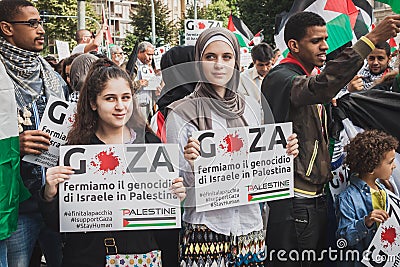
[153,45,170,70]
[240,47,253,70]
[192,122,293,212]
[59,144,181,232]
[184,19,223,46]
[140,65,161,91]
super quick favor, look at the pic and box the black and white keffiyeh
[358,64,389,91]
[0,37,65,110]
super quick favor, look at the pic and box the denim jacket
[335,174,387,265]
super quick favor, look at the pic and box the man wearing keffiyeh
[0,1,67,266]
[342,42,392,95]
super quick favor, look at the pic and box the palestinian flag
[123,216,177,228]
[227,15,254,48]
[0,66,30,240]
[247,188,291,202]
[376,0,400,14]
[101,4,113,45]
[248,30,263,46]
[389,38,397,53]
[335,90,400,145]
[274,0,373,57]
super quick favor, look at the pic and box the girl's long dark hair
[68,58,146,145]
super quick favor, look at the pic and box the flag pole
[77,0,86,30]
[102,4,111,58]
[150,0,156,44]
[194,0,197,20]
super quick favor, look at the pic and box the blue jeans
[0,239,7,267]
[6,213,62,267]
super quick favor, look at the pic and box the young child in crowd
[336,129,398,266]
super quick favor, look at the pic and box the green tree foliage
[236,0,294,45]
[185,5,207,20]
[122,34,138,54]
[34,0,99,54]
[123,0,177,50]
[203,0,235,26]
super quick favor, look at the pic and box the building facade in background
[92,0,137,42]
[373,1,396,24]
[371,1,399,44]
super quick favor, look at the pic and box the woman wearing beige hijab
[166,28,298,266]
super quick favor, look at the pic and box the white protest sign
[59,144,181,232]
[184,19,223,46]
[140,65,160,90]
[56,40,70,60]
[240,47,253,70]
[23,96,76,168]
[362,191,400,266]
[192,122,293,212]
[153,45,170,70]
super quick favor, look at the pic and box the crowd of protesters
[1,0,400,267]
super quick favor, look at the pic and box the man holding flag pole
[71,24,108,55]
[71,6,110,57]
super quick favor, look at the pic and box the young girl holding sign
[166,28,298,266]
[336,130,398,266]
[41,58,185,267]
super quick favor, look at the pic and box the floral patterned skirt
[180,223,266,267]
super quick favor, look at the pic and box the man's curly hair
[345,129,398,176]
